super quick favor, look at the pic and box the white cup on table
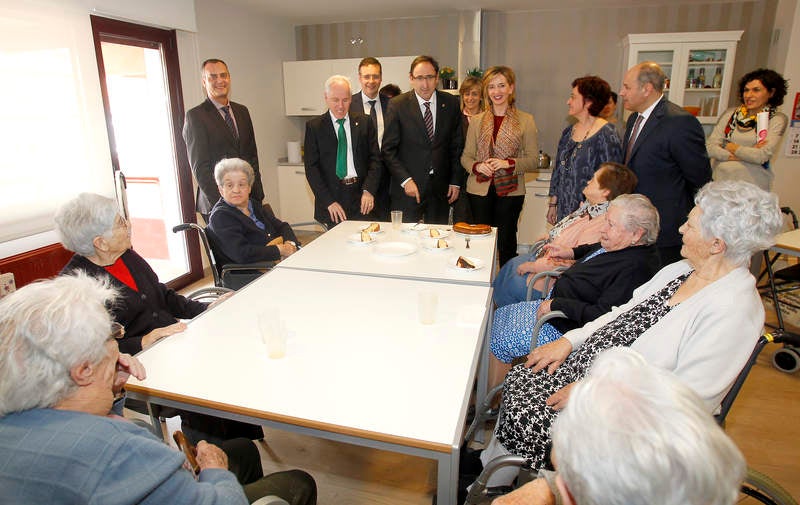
[418,291,438,325]
[391,210,403,230]
[258,309,287,358]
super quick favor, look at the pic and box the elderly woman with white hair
[207,157,298,264]
[487,193,661,389]
[56,192,261,443]
[493,347,746,505]
[476,180,782,485]
[0,274,317,505]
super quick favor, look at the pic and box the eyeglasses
[412,75,437,82]
[110,322,125,340]
[113,216,129,230]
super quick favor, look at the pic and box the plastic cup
[418,291,438,325]
[391,210,403,230]
[258,309,286,359]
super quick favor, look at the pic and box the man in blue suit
[620,62,711,264]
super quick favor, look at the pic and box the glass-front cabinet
[622,31,743,124]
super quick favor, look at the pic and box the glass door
[91,16,201,288]
[683,48,728,123]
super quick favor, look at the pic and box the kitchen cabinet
[622,31,743,124]
[283,56,416,116]
[277,162,316,225]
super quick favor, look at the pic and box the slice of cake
[430,228,441,238]
[456,256,476,269]
[365,222,380,232]
[437,239,448,248]
[360,229,372,242]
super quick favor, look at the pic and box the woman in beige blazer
[461,66,538,266]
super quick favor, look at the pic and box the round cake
[453,222,491,235]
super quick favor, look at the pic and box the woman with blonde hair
[461,66,538,266]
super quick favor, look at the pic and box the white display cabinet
[622,31,743,124]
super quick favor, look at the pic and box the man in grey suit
[382,55,464,224]
[183,59,264,221]
[304,75,380,228]
[350,57,390,220]
[620,61,711,264]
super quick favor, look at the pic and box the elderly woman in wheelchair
[475,180,783,489]
[0,275,317,505]
[488,193,661,389]
[492,162,638,308]
[207,158,299,264]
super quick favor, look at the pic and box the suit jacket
[61,250,207,355]
[382,90,464,207]
[183,98,265,216]
[548,243,661,334]
[349,91,389,119]
[207,198,298,264]
[622,98,711,248]
[303,111,381,224]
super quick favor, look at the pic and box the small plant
[466,67,483,78]
[439,66,455,79]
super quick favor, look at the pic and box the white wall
[191,0,299,211]
[770,0,800,214]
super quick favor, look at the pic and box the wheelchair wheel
[739,468,797,505]
[772,346,800,374]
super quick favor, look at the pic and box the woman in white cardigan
[477,180,783,483]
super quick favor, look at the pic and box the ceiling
[226,0,752,24]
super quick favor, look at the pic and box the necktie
[624,114,644,164]
[221,105,238,139]
[336,118,347,179]
[423,101,434,141]
[368,100,377,122]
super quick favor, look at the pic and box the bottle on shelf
[698,68,706,87]
[687,68,696,88]
[712,68,722,88]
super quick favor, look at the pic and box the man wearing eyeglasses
[382,55,464,224]
[183,58,265,221]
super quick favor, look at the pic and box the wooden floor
[171,264,800,504]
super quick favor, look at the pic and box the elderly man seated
[492,347,745,505]
[0,274,316,505]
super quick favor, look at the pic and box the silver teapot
[537,150,552,169]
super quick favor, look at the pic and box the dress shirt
[360,91,385,147]
[328,111,357,179]
[629,94,662,140]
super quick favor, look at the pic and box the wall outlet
[0,272,16,298]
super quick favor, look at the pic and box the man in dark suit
[349,57,391,220]
[304,75,380,228]
[183,58,264,221]
[382,55,464,224]
[620,61,711,264]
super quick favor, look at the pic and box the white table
[127,268,492,505]
[278,220,498,286]
[764,229,800,331]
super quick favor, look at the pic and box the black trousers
[468,186,525,267]
[319,182,367,229]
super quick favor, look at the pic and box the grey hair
[54,193,119,256]
[553,347,745,505]
[635,61,667,93]
[695,180,782,267]
[609,193,660,245]
[324,74,351,96]
[0,273,118,416]
[214,157,255,187]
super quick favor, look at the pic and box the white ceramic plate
[454,230,493,239]
[373,241,417,256]
[420,228,451,239]
[449,256,485,271]
[347,233,376,245]
[401,223,429,233]
[422,238,452,251]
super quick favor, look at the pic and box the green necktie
[336,118,347,179]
